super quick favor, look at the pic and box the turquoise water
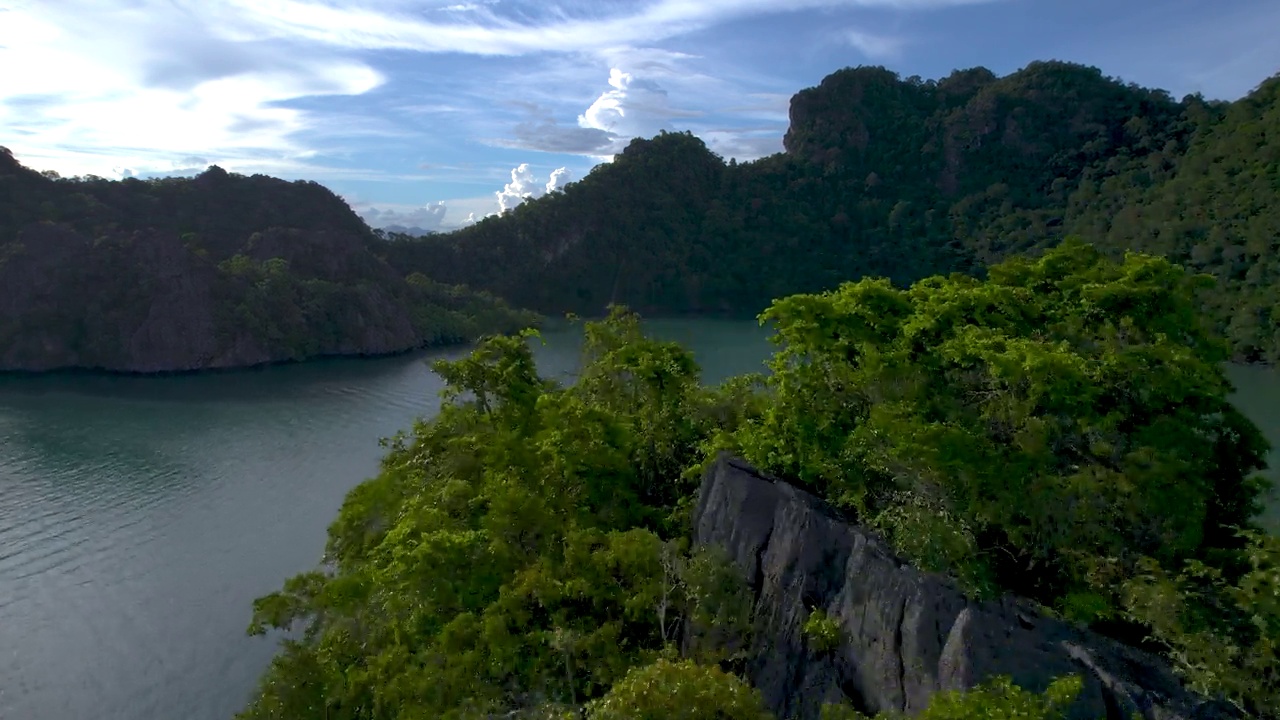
[0,319,1274,720]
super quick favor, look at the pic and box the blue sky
[2,0,1278,231]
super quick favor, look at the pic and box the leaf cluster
[734,241,1277,714]
[239,311,758,719]
[380,64,1280,363]
[242,244,1279,718]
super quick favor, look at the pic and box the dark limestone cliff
[379,62,1279,362]
[0,151,536,373]
[692,454,1237,720]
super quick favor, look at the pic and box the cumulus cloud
[498,66,699,156]
[2,0,995,183]
[546,167,571,193]
[2,0,1014,197]
[496,164,571,212]
[356,200,449,234]
[578,68,685,137]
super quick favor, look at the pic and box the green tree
[730,240,1277,713]
[821,675,1083,720]
[737,239,1268,609]
[585,658,774,720]
[239,312,755,720]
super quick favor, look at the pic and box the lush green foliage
[382,62,1280,362]
[801,610,843,653]
[821,675,1083,720]
[1061,76,1280,362]
[729,241,1277,714]
[585,658,774,720]
[239,310,756,719]
[243,246,1278,718]
[1122,530,1280,712]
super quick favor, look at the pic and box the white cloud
[353,165,574,233]
[546,167,571,193]
[578,68,697,138]
[207,0,995,56]
[845,30,907,60]
[496,163,571,212]
[0,1,383,177]
[436,195,506,229]
[700,129,784,162]
[0,0,994,175]
[497,65,703,156]
[0,0,1002,196]
[356,200,449,233]
[437,195,507,229]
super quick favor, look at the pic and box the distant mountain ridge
[5,59,1275,370]
[0,152,535,372]
[382,60,1280,362]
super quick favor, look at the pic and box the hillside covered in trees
[383,60,1280,363]
[241,244,1279,719]
[0,150,535,372]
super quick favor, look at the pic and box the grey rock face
[692,454,1236,720]
[0,224,427,373]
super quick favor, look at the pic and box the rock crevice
[691,453,1235,720]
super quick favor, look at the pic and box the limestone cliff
[0,152,536,373]
[692,454,1237,720]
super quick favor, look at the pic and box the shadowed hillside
[384,60,1279,362]
[0,152,536,372]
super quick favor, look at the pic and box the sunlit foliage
[243,244,1278,718]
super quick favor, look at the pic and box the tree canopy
[242,243,1279,719]
[0,158,535,370]
[381,62,1280,363]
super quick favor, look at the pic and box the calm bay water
[1226,364,1280,534]
[0,320,774,720]
[0,319,1276,720]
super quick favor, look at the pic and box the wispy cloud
[845,30,907,61]
[357,200,449,232]
[700,128,785,161]
[0,0,996,180]
[501,118,615,155]
[0,0,382,177]
[7,0,1267,222]
[209,0,997,56]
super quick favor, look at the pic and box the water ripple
[0,349,467,720]
[0,330,1264,720]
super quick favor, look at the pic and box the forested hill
[0,151,535,372]
[382,60,1280,363]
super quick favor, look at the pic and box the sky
[2,0,1278,232]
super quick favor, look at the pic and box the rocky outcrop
[0,224,429,372]
[692,454,1237,720]
[0,159,536,373]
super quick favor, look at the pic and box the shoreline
[0,314,1271,378]
[0,335,495,379]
